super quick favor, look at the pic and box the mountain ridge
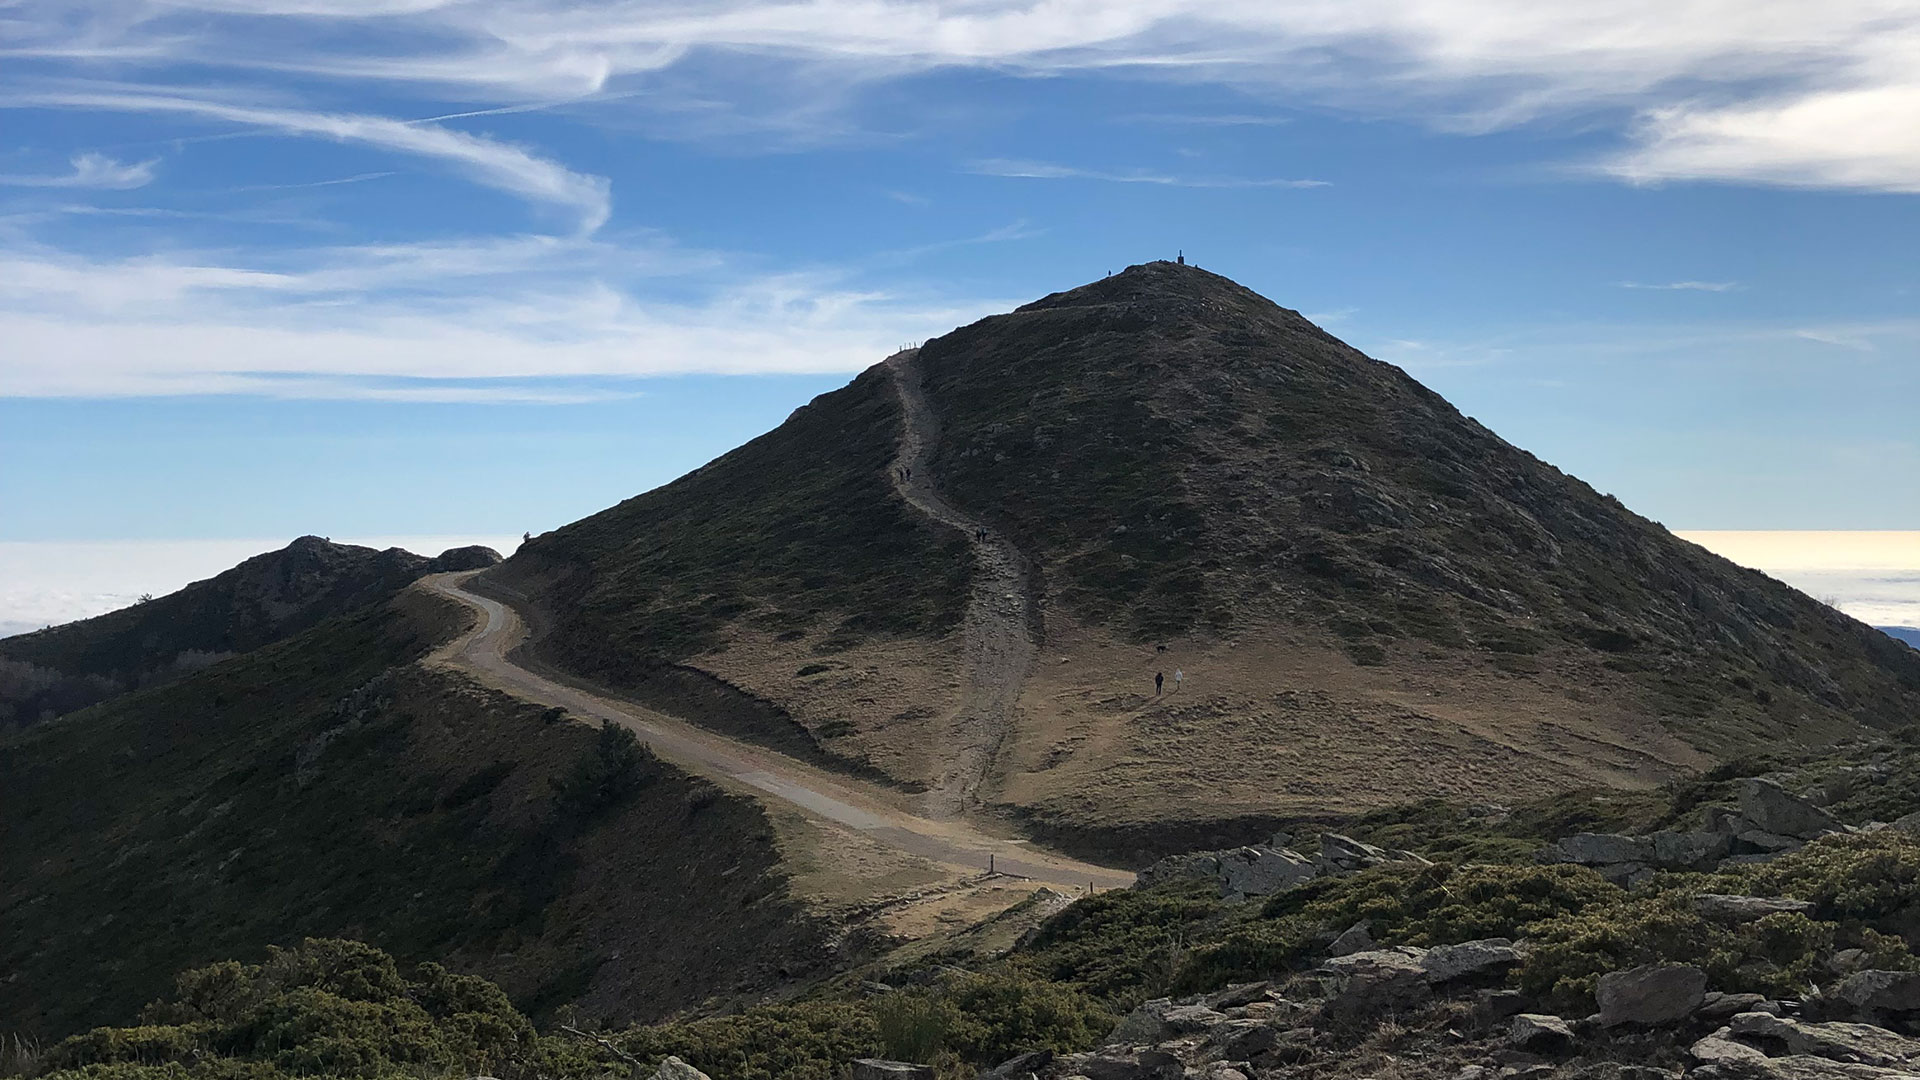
[0,536,501,727]
[480,261,1920,854]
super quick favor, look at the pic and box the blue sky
[2,0,1918,549]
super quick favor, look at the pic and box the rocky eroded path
[884,347,1041,819]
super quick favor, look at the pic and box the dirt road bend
[884,348,1041,818]
[422,573,1134,892]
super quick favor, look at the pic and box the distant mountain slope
[480,262,1920,847]
[0,536,499,727]
[0,587,824,1039]
[1885,626,1920,649]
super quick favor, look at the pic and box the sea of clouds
[0,535,523,637]
[1,531,1915,642]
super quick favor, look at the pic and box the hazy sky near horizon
[2,1,1918,544]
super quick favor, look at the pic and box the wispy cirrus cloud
[969,158,1329,189]
[8,1,1919,193]
[1615,280,1740,292]
[10,90,611,232]
[0,152,156,189]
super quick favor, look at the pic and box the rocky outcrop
[1540,781,1855,883]
[1597,964,1708,1027]
[851,1060,936,1080]
[651,1058,710,1080]
[1134,845,1318,901]
[1134,832,1429,901]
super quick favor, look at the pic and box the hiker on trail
[1155,672,1164,695]
[1174,668,1184,692]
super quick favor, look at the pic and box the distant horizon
[6,529,1914,642]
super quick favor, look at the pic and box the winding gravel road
[422,573,1134,892]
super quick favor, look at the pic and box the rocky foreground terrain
[20,736,1920,1080]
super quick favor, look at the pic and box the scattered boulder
[1321,948,1432,1019]
[1729,1012,1920,1067]
[1317,833,1430,872]
[1328,922,1375,957]
[1107,999,1179,1045]
[652,1059,711,1080]
[1509,1013,1576,1051]
[1739,829,1808,854]
[1135,845,1319,901]
[1477,988,1528,1020]
[1160,1003,1228,1033]
[1742,779,1844,840]
[851,1062,936,1080]
[1832,972,1920,1019]
[1207,1019,1278,1060]
[980,1050,1051,1079]
[1543,833,1651,866]
[1203,982,1273,1010]
[1691,1029,1772,1068]
[1653,830,1735,870]
[1419,938,1522,984]
[1694,894,1817,923]
[1596,964,1707,1027]
[1698,992,1773,1020]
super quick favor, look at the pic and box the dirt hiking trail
[422,573,1133,893]
[884,347,1041,819]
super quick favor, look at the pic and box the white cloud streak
[12,91,611,231]
[1616,280,1740,291]
[0,151,156,188]
[7,1,1918,192]
[970,158,1329,188]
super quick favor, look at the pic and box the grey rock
[1742,779,1844,840]
[1478,988,1529,1020]
[1208,1021,1277,1060]
[1328,922,1375,957]
[1421,938,1522,984]
[1651,830,1735,869]
[1137,846,1319,901]
[1729,1011,1920,1067]
[981,1050,1052,1079]
[1543,833,1652,866]
[1747,1057,1920,1079]
[1597,964,1708,1027]
[1318,832,1393,870]
[1185,1065,1247,1080]
[1691,1030,1771,1068]
[1830,950,1872,976]
[1203,982,1272,1010]
[1740,829,1809,854]
[1108,999,1178,1045]
[1835,972,1920,1016]
[1703,806,1745,835]
[652,1060,711,1080]
[1698,992,1772,1020]
[1694,894,1818,922]
[1058,1055,1150,1080]
[1160,1004,1228,1033]
[1321,948,1432,1019]
[1890,812,1920,837]
[851,1062,936,1080]
[1509,1013,1576,1050]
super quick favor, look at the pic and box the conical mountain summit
[483,261,1920,856]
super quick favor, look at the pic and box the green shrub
[1714,832,1920,926]
[935,973,1110,1064]
[1010,885,1226,1004]
[48,940,534,1080]
[1263,862,1620,946]
[617,1003,879,1080]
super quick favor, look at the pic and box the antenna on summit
[1177,250,1185,266]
